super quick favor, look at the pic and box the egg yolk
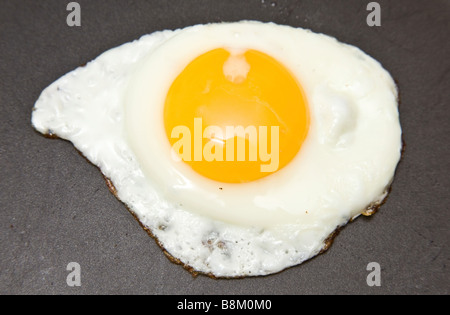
[164,48,309,183]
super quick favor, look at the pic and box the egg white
[32,21,402,277]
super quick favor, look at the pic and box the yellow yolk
[164,48,309,183]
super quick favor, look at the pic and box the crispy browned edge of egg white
[38,128,405,279]
[36,83,405,279]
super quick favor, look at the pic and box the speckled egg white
[32,21,402,277]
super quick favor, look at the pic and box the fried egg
[31,21,402,277]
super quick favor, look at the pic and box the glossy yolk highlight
[164,48,309,183]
